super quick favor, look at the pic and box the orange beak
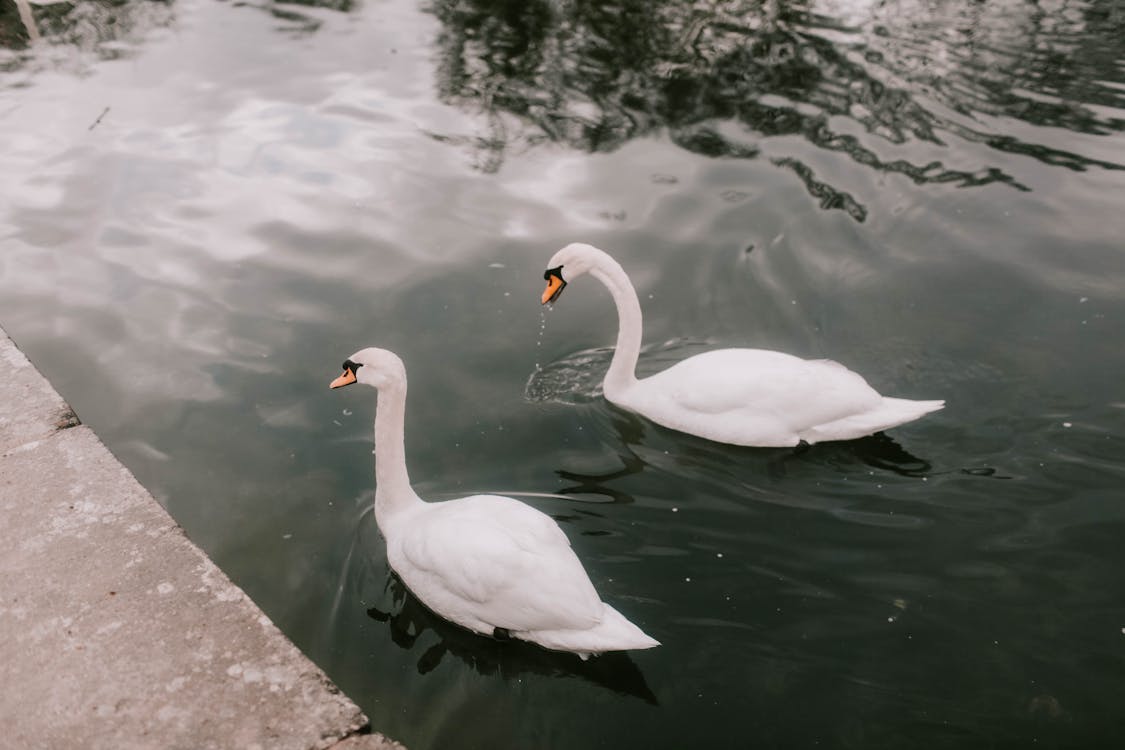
[541,271,566,305]
[330,368,357,389]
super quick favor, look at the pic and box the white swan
[330,347,659,659]
[541,243,944,447]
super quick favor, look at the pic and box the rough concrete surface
[0,330,76,452]
[0,329,403,750]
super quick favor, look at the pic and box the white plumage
[330,347,659,659]
[541,243,943,448]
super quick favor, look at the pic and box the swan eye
[541,266,567,304]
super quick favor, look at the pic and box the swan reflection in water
[365,573,658,705]
[555,402,935,491]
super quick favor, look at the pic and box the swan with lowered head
[330,347,659,659]
[540,243,943,448]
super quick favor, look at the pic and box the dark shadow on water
[555,454,643,505]
[551,409,647,504]
[365,574,659,705]
[836,432,934,478]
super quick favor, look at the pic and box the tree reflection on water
[0,0,340,67]
[430,0,1125,217]
[4,0,1121,218]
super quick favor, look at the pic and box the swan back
[387,494,660,656]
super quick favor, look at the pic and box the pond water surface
[2,0,1125,747]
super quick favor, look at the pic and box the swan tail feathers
[803,397,944,443]
[522,603,659,657]
[884,397,946,417]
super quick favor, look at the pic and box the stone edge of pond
[0,325,404,750]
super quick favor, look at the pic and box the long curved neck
[372,381,422,528]
[590,258,643,399]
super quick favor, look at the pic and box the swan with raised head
[540,243,944,448]
[330,347,659,659]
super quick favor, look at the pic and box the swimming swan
[541,243,944,447]
[330,347,659,659]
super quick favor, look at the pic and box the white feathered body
[608,348,944,448]
[384,493,659,657]
[542,243,943,448]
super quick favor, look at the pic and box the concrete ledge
[0,328,403,750]
[0,332,78,452]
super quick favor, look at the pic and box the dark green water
[3,0,1125,747]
